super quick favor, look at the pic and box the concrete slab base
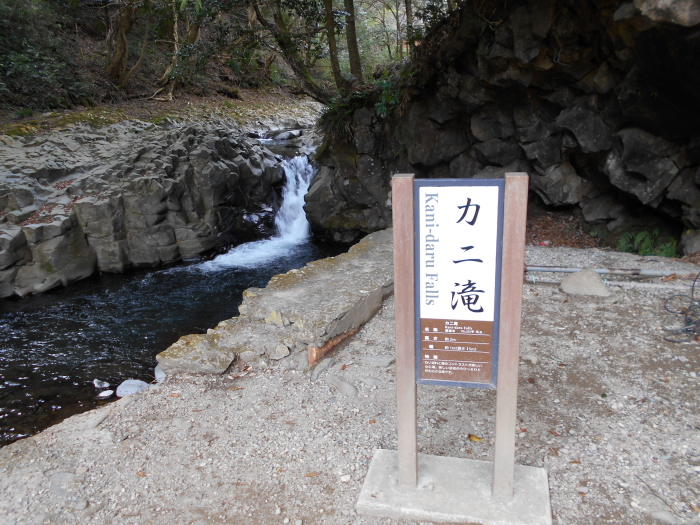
[356,449,552,525]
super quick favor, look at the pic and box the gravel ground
[0,246,699,525]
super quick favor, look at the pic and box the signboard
[414,179,504,388]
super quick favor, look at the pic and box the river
[0,154,346,446]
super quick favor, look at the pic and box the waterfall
[202,155,316,269]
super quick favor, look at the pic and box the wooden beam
[492,172,529,501]
[392,174,417,489]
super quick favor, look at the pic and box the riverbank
[1,244,699,525]
[0,92,325,299]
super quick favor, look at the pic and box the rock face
[0,119,317,298]
[307,0,700,244]
[156,229,394,374]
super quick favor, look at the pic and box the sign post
[392,174,418,489]
[493,173,530,501]
[357,173,552,525]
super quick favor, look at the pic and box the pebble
[97,390,114,398]
[115,379,149,398]
[283,518,289,524]
[340,474,351,483]
[239,351,259,363]
[356,375,382,387]
[522,354,539,365]
[650,510,680,524]
[310,358,334,382]
[93,379,109,389]
[325,375,358,397]
[360,355,395,367]
[271,344,290,360]
[154,365,167,382]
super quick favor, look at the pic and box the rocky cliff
[305,0,700,247]
[0,118,318,298]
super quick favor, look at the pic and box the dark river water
[0,155,346,446]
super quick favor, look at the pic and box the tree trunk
[106,4,137,82]
[252,1,332,104]
[405,0,414,51]
[120,14,150,86]
[343,0,363,84]
[323,0,352,93]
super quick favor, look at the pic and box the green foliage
[0,0,90,110]
[616,229,678,258]
[416,0,449,27]
[179,0,203,12]
[318,96,358,143]
[374,72,399,118]
[17,108,33,118]
[319,62,418,142]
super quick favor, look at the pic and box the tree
[154,0,204,100]
[105,1,138,83]
[251,0,333,103]
[404,0,414,52]
[322,0,353,93]
[343,0,363,83]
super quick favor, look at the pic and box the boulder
[560,269,611,297]
[618,128,681,183]
[603,148,679,205]
[355,126,376,154]
[404,101,469,166]
[472,139,523,166]
[681,229,700,255]
[635,0,700,26]
[14,228,96,296]
[471,108,516,141]
[449,153,484,178]
[156,333,239,375]
[521,135,562,169]
[580,194,628,224]
[556,107,613,153]
[531,162,589,205]
[509,6,542,64]
[0,266,18,298]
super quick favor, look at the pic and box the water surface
[0,155,346,445]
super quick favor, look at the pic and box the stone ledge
[156,229,394,374]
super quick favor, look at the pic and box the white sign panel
[414,179,504,388]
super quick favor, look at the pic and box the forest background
[0,0,450,116]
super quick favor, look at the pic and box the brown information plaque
[419,319,494,384]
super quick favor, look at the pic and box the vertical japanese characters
[451,198,485,313]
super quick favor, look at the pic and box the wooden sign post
[357,173,552,525]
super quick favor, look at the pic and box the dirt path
[1,246,699,525]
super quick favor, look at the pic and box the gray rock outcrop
[1,118,317,297]
[305,0,700,245]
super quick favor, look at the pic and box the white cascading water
[202,155,316,269]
